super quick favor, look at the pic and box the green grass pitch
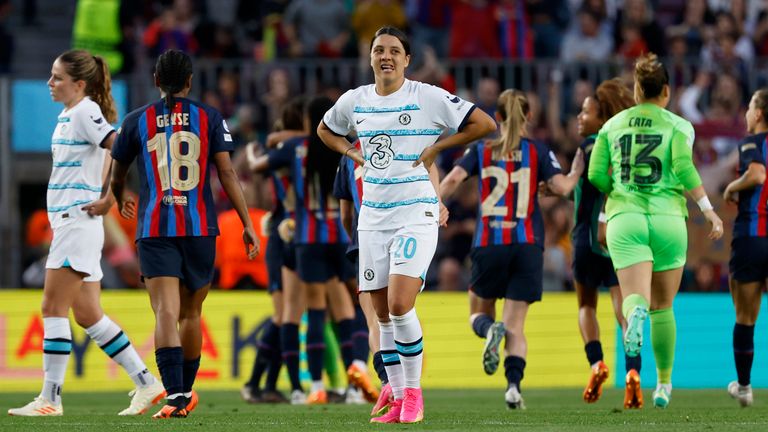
[3,388,768,431]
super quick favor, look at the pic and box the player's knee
[41,297,67,317]
[387,301,412,317]
[72,307,100,328]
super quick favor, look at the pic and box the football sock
[155,346,185,408]
[182,356,200,394]
[337,318,355,369]
[650,308,676,384]
[391,309,423,389]
[264,324,283,392]
[504,355,526,392]
[352,305,370,364]
[41,317,71,405]
[306,309,326,382]
[85,314,155,388]
[247,319,279,389]
[322,322,343,390]
[372,351,388,384]
[734,323,755,386]
[281,323,302,391]
[585,340,603,367]
[625,353,642,373]
[471,314,494,339]
[379,320,404,399]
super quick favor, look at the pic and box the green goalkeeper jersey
[587,103,702,218]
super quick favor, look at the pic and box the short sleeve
[76,102,115,147]
[267,140,296,170]
[111,115,138,164]
[455,142,480,177]
[419,83,476,132]
[323,89,356,136]
[333,158,353,201]
[739,137,765,168]
[209,109,234,154]
[537,141,562,181]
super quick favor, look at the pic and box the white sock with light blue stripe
[391,309,423,389]
[41,317,72,405]
[85,315,155,388]
[379,320,405,399]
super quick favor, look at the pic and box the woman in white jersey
[9,50,164,417]
[318,26,496,424]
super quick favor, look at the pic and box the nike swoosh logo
[356,119,365,125]
[394,262,406,266]
[90,116,103,124]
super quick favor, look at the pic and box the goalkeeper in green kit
[588,53,724,409]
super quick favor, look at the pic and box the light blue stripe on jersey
[363,154,420,162]
[43,340,72,352]
[48,199,92,212]
[358,129,442,137]
[53,161,82,168]
[103,333,130,356]
[52,138,90,146]
[188,106,201,235]
[139,111,155,238]
[362,197,438,209]
[381,352,400,363]
[353,104,420,113]
[363,175,430,185]
[57,117,71,123]
[516,141,530,242]
[163,108,176,237]
[395,340,423,355]
[48,183,102,192]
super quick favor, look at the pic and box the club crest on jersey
[162,195,188,206]
[364,269,375,281]
[369,134,394,169]
[399,113,411,125]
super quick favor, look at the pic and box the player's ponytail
[634,53,669,102]
[492,89,528,160]
[155,49,193,112]
[57,50,117,123]
[594,78,634,121]
[753,88,768,126]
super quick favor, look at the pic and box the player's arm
[439,166,469,200]
[110,158,135,219]
[339,199,354,238]
[245,141,271,172]
[587,132,612,194]
[724,142,767,202]
[318,121,365,165]
[214,151,260,259]
[266,129,305,149]
[546,148,584,197]
[413,109,497,169]
[428,164,449,226]
[82,132,118,216]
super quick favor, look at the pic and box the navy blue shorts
[730,236,768,283]
[295,243,348,283]
[469,244,543,303]
[137,236,216,291]
[572,246,619,289]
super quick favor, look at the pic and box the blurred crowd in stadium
[7,0,768,292]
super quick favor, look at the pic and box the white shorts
[358,223,438,292]
[46,212,104,282]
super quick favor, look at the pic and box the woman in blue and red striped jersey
[723,88,768,407]
[110,49,259,419]
[440,89,583,409]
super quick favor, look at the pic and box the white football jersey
[47,97,114,229]
[324,79,475,230]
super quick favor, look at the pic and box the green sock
[323,321,343,390]
[622,293,649,319]
[650,308,676,384]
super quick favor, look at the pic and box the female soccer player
[572,79,641,405]
[588,53,723,409]
[110,49,259,419]
[8,50,165,417]
[440,89,584,409]
[723,88,768,407]
[318,26,497,423]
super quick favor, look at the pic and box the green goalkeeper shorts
[606,212,687,272]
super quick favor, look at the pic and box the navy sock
[585,340,603,366]
[625,353,642,373]
[337,318,355,369]
[504,355,526,392]
[306,309,326,381]
[264,324,282,391]
[471,314,494,339]
[281,323,302,391]
[734,323,755,386]
[247,320,279,389]
[352,305,370,363]
[155,347,184,407]
[373,351,388,384]
[182,356,200,394]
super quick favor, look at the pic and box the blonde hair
[594,78,634,120]
[491,89,528,160]
[58,50,117,123]
[633,52,668,102]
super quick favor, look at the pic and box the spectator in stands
[352,0,406,65]
[617,23,648,59]
[560,8,613,62]
[526,0,569,57]
[670,0,714,56]
[283,0,350,57]
[216,70,241,119]
[408,45,457,94]
[448,0,501,59]
[543,200,572,291]
[613,0,664,56]
[405,0,451,58]
[496,0,534,59]
[143,6,198,57]
[257,68,293,135]
[236,0,288,60]
[475,77,501,118]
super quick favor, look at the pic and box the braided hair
[155,49,193,110]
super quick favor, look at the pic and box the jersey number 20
[480,166,530,218]
[147,131,201,191]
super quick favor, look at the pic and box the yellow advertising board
[0,290,615,391]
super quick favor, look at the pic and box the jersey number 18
[147,131,201,191]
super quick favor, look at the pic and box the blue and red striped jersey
[333,141,364,255]
[266,138,304,236]
[734,133,768,238]
[270,137,349,245]
[457,138,561,248]
[112,98,233,239]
